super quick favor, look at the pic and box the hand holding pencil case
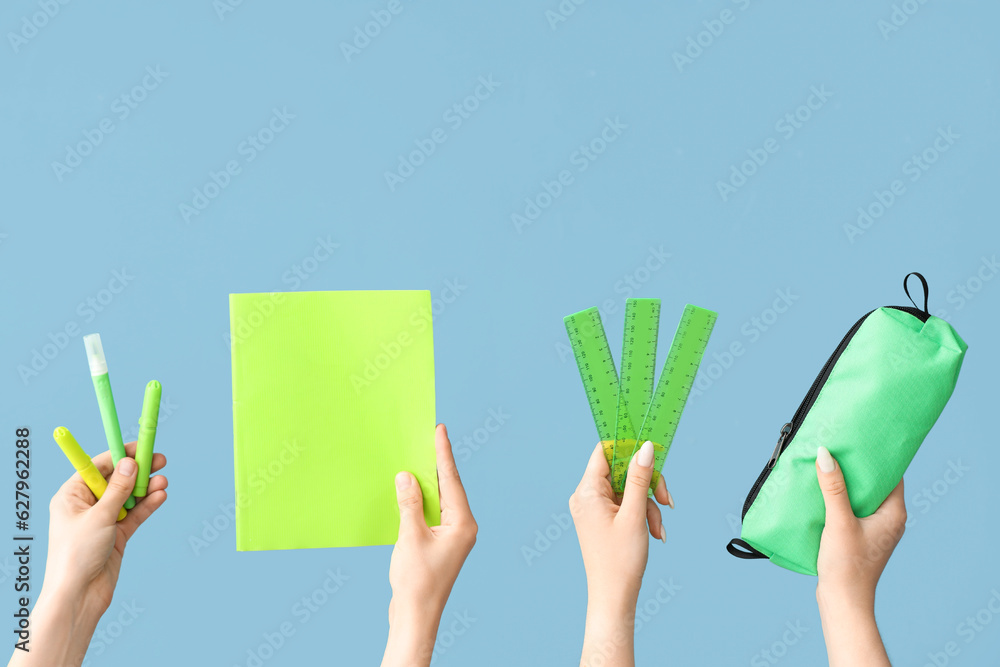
[727,272,967,575]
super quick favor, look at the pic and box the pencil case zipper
[740,305,930,520]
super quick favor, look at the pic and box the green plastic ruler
[564,307,623,474]
[612,299,660,490]
[565,300,718,494]
[632,304,718,488]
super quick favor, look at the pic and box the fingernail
[118,458,136,476]
[635,441,654,468]
[666,489,675,510]
[816,446,836,473]
[659,522,666,544]
[395,472,412,491]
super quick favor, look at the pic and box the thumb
[96,458,136,522]
[620,441,655,521]
[815,446,855,526]
[394,472,428,538]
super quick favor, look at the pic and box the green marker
[134,380,161,497]
[84,334,135,509]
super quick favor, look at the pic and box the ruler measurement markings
[566,302,717,495]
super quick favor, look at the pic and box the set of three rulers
[564,300,718,494]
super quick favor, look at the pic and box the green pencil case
[727,273,967,575]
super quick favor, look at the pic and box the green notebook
[230,290,439,550]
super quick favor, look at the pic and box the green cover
[230,290,439,550]
[740,307,967,575]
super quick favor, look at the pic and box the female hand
[44,442,168,614]
[9,441,167,667]
[381,424,477,667]
[569,441,671,667]
[815,445,904,667]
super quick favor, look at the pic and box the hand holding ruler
[564,299,717,494]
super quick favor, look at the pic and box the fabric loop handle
[726,538,767,560]
[903,272,930,315]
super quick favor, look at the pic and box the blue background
[2,1,999,665]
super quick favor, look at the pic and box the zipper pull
[767,422,793,469]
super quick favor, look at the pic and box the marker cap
[134,380,162,497]
[53,427,90,471]
[83,333,108,375]
[140,380,162,426]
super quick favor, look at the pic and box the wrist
[581,595,636,667]
[39,577,105,623]
[383,598,442,667]
[7,584,101,667]
[587,580,639,617]
[816,583,889,666]
[37,582,84,618]
[388,595,444,638]
[585,588,637,637]
[816,583,876,620]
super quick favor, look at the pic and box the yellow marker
[53,427,127,521]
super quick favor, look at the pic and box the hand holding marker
[28,368,167,667]
[135,380,161,497]
[51,427,127,521]
[51,333,162,519]
[84,333,136,509]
